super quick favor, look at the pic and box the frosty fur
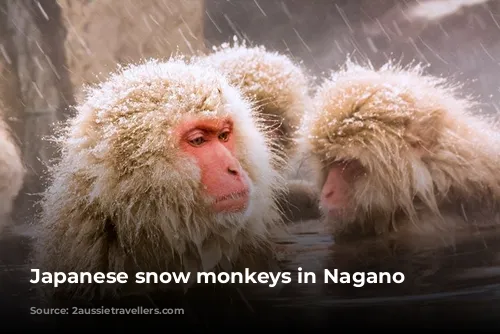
[305,61,500,240]
[196,41,322,224]
[32,58,286,300]
[198,40,313,167]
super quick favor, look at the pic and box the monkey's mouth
[213,189,250,213]
[319,200,348,217]
[215,189,249,203]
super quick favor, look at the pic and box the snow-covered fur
[198,41,312,168]
[32,58,286,300]
[305,61,500,240]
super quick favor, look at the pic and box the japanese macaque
[200,42,311,162]
[197,42,321,223]
[305,61,500,243]
[0,116,24,232]
[32,59,286,301]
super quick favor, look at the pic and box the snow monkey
[200,41,311,163]
[0,116,24,232]
[198,42,321,223]
[305,61,500,243]
[32,59,286,301]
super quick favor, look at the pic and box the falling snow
[1,1,500,323]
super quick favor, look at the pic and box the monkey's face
[177,116,253,215]
[312,123,436,233]
[61,60,282,248]
[308,71,447,233]
[317,159,366,223]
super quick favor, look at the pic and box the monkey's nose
[227,167,239,176]
[323,190,334,199]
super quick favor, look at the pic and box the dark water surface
[2,221,500,330]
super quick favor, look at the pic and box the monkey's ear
[406,108,445,156]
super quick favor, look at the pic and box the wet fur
[305,61,500,242]
[32,59,286,300]
[198,42,321,223]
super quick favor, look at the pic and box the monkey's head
[307,61,497,236]
[199,41,311,166]
[45,59,284,262]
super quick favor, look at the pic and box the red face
[319,160,365,218]
[178,117,251,213]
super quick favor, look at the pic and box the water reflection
[2,220,500,328]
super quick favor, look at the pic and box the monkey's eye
[189,137,206,146]
[218,131,230,142]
